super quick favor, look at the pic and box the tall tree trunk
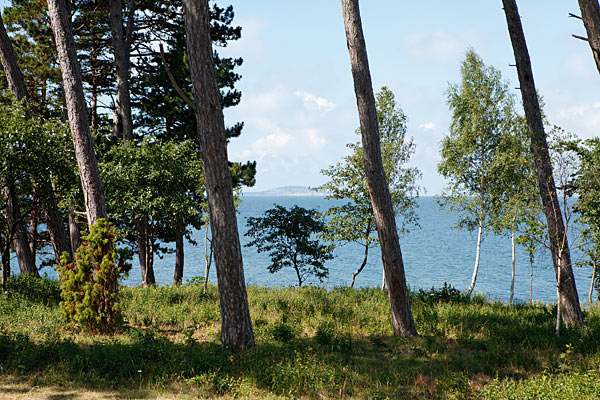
[183,0,254,350]
[509,228,516,306]
[29,193,38,260]
[340,0,417,337]
[577,0,600,75]
[0,14,38,276]
[0,14,27,100]
[173,232,184,285]
[467,217,484,296]
[502,0,583,328]
[109,0,134,141]
[47,0,108,226]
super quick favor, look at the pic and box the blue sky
[218,1,600,194]
[2,1,599,194]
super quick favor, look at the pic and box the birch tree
[438,49,515,296]
[340,0,416,337]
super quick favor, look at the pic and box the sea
[34,196,594,305]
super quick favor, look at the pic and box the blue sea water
[36,196,593,305]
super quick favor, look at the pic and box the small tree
[317,86,420,287]
[56,219,130,332]
[245,205,333,287]
[438,49,516,296]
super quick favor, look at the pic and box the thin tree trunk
[136,220,151,286]
[529,253,534,304]
[183,0,254,350]
[341,0,417,337]
[47,0,108,226]
[203,224,212,294]
[1,236,10,288]
[68,208,81,255]
[173,232,184,285]
[42,181,71,260]
[509,228,516,306]
[467,217,484,296]
[577,0,600,75]
[109,0,134,141]
[502,0,583,327]
[146,234,156,286]
[590,259,597,305]
[351,244,369,288]
[3,180,38,277]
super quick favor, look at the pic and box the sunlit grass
[1,275,599,399]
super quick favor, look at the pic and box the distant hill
[244,186,328,196]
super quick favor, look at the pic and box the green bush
[56,219,129,331]
[4,275,61,305]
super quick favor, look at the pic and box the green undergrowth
[1,276,600,399]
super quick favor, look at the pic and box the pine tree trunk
[467,217,484,296]
[183,0,254,350]
[509,228,516,306]
[3,179,38,277]
[47,0,108,226]
[577,0,600,75]
[340,0,417,337]
[502,0,583,327]
[173,233,184,285]
[109,0,134,141]
[0,14,38,276]
[42,180,71,260]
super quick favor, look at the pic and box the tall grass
[1,276,599,399]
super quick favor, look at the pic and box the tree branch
[158,42,197,111]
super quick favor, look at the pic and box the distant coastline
[243,185,329,197]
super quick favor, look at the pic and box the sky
[216,1,600,194]
[1,1,599,194]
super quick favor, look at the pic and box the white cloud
[551,102,600,140]
[295,91,336,112]
[418,122,436,132]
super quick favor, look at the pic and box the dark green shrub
[415,282,468,304]
[4,275,61,305]
[56,219,130,331]
[315,321,335,346]
[271,321,295,342]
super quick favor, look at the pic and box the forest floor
[1,276,599,399]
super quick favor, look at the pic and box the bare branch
[158,42,196,111]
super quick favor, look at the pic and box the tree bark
[183,0,254,350]
[136,219,155,286]
[42,181,71,260]
[350,243,369,288]
[341,0,417,337]
[467,217,484,296]
[0,14,38,276]
[173,232,184,285]
[577,0,600,75]
[509,228,516,306]
[47,0,108,226]
[203,224,212,294]
[3,179,38,276]
[502,0,583,327]
[109,0,134,141]
[68,208,82,255]
[590,259,597,305]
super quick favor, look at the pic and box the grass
[1,275,599,399]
